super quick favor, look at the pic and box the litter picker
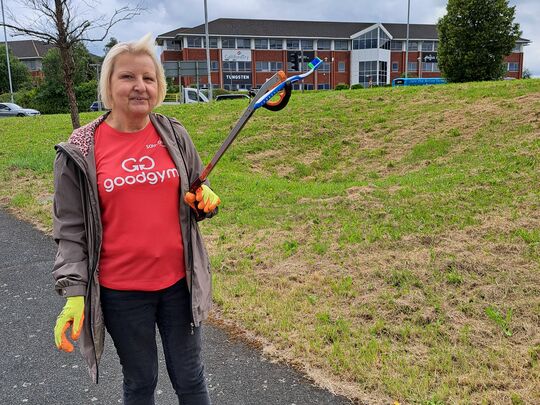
[188,57,323,217]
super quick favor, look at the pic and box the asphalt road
[0,209,353,405]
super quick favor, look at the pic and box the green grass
[1,79,540,403]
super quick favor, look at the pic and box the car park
[0,103,40,117]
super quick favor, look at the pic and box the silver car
[0,103,40,117]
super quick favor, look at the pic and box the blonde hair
[99,33,167,109]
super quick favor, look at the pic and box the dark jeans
[100,277,211,405]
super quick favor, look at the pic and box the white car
[0,103,40,117]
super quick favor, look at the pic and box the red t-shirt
[95,120,185,291]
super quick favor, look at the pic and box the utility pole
[405,0,410,78]
[204,0,213,101]
[1,0,14,103]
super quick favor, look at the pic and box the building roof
[155,27,191,45]
[157,18,531,43]
[8,40,53,59]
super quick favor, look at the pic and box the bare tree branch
[0,0,144,129]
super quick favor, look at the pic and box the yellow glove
[54,296,84,353]
[184,184,221,214]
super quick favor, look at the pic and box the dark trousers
[100,277,211,405]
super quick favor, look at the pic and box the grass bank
[1,79,539,404]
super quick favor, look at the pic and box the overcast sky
[7,0,540,77]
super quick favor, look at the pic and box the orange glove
[54,296,84,353]
[184,184,221,214]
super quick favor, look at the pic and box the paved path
[0,209,353,405]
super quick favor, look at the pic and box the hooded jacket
[52,112,213,383]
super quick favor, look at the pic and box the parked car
[183,88,209,103]
[215,94,250,102]
[0,103,40,117]
[89,101,109,112]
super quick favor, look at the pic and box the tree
[437,0,521,82]
[34,43,96,114]
[2,1,142,129]
[0,45,31,93]
[522,68,532,79]
[103,37,119,56]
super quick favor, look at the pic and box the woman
[52,34,220,405]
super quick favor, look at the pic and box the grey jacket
[52,112,213,383]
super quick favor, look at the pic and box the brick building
[156,18,530,90]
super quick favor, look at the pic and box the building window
[390,40,402,51]
[318,83,330,90]
[392,62,399,72]
[334,40,349,50]
[286,39,300,50]
[187,37,203,48]
[359,61,378,88]
[379,61,388,85]
[222,61,234,71]
[421,41,435,52]
[237,61,252,72]
[379,29,390,50]
[255,61,283,72]
[222,38,236,48]
[319,62,331,72]
[338,61,346,72]
[317,39,331,50]
[164,39,181,50]
[211,61,219,71]
[222,61,252,72]
[507,62,519,72]
[269,39,283,50]
[23,60,38,71]
[301,40,313,50]
[255,38,269,49]
[353,28,377,49]
[407,61,418,71]
[422,62,439,72]
[236,38,251,49]
[208,37,218,48]
[406,41,418,51]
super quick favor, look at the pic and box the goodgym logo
[121,156,155,172]
[103,156,179,193]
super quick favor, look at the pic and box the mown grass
[1,79,539,403]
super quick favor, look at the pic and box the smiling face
[108,52,158,120]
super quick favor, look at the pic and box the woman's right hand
[54,296,85,352]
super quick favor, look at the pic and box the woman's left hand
[184,185,221,214]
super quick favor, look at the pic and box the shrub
[350,84,364,90]
[334,83,349,90]
[211,88,229,98]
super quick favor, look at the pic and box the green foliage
[437,0,521,82]
[334,83,349,90]
[212,88,230,98]
[28,44,97,114]
[75,80,98,112]
[522,68,532,79]
[42,44,96,88]
[0,45,31,92]
[485,306,513,336]
[350,83,364,90]
[103,37,118,56]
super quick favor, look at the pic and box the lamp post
[1,0,14,103]
[204,0,212,101]
[404,0,410,78]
